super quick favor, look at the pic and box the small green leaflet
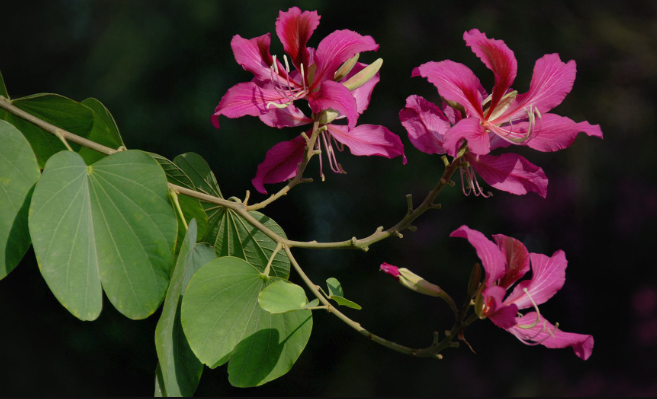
[0,120,40,280]
[155,219,216,397]
[258,280,310,314]
[29,150,178,320]
[181,257,312,387]
[326,277,362,310]
[3,93,94,168]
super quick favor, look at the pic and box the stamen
[283,54,291,73]
[516,288,541,329]
[321,131,342,174]
[471,166,492,198]
[300,63,307,92]
[330,134,345,152]
[315,136,325,181]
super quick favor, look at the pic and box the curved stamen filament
[490,105,543,144]
[516,288,541,329]
[321,131,343,174]
[459,165,491,198]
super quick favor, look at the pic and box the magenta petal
[308,80,359,129]
[517,113,604,152]
[412,60,484,119]
[450,226,506,286]
[505,250,567,310]
[252,135,307,194]
[275,7,320,70]
[463,29,517,115]
[211,82,290,128]
[467,152,548,198]
[509,312,594,360]
[497,54,577,123]
[327,124,406,164]
[345,62,380,114]
[380,262,401,280]
[493,234,530,289]
[442,118,489,156]
[314,30,379,83]
[399,95,449,155]
[484,286,519,329]
[259,105,313,128]
[231,34,279,83]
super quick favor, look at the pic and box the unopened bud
[319,109,340,124]
[467,263,482,297]
[334,54,360,81]
[343,58,383,91]
[380,263,443,297]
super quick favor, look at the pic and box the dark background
[1,0,655,396]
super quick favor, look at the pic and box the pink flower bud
[380,262,401,280]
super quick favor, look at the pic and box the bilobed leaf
[173,153,223,198]
[29,150,177,320]
[155,219,216,397]
[181,257,312,387]
[326,277,344,297]
[330,296,362,310]
[5,93,94,168]
[78,98,125,164]
[0,120,40,280]
[205,209,290,279]
[150,153,208,247]
[258,280,309,314]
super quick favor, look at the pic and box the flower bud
[343,58,383,91]
[380,262,443,297]
[334,54,360,81]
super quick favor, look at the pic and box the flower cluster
[401,29,603,197]
[211,7,406,194]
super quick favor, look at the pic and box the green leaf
[205,209,290,279]
[77,98,125,165]
[29,150,178,320]
[150,153,209,250]
[326,277,361,310]
[154,363,166,397]
[0,71,8,100]
[326,277,344,297]
[330,295,362,310]
[0,120,40,280]
[173,153,223,198]
[155,219,216,397]
[4,94,94,169]
[258,280,309,314]
[181,257,312,387]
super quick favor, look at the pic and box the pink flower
[450,225,594,360]
[400,95,547,197]
[211,7,380,131]
[412,29,603,156]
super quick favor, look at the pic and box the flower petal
[259,104,313,128]
[516,113,604,152]
[467,152,548,198]
[484,286,519,329]
[412,60,484,119]
[509,312,594,360]
[505,250,567,310]
[275,7,320,71]
[251,135,307,194]
[496,54,577,123]
[442,117,489,156]
[211,82,290,129]
[314,30,379,84]
[308,80,359,129]
[399,95,450,155]
[493,234,530,289]
[450,226,506,287]
[231,33,281,83]
[464,29,517,116]
[345,62,380,114]
[327,124,406,163]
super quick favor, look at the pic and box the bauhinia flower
[400,94,547,197]
[412,29,603,157]
[451,225,594,360]
[211,7,381,131]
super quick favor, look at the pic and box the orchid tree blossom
[450,225,594,360]
[252,61,406,194]
[412,29,603,157]
[211,7,380,131]
[400,94,547,197]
